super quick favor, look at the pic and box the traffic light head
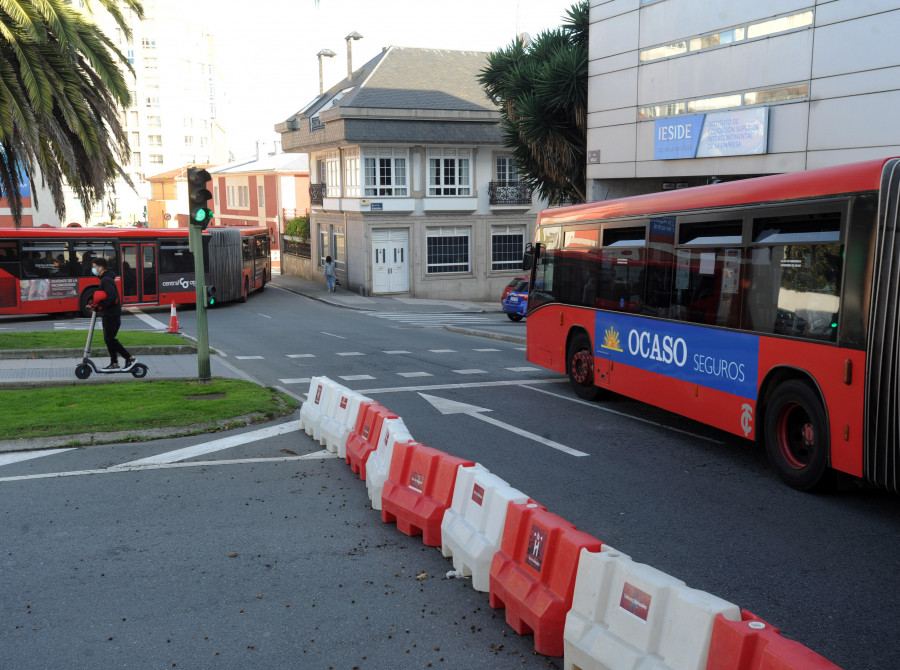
[205,285,216,308]
[187,167,214,229]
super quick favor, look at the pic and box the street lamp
[345,31,362,80]
[317,48,336,95]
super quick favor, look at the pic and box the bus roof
[538,156,894,227]
[0,226,269,239]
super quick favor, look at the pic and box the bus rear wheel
[78,288,97,318]
[764,380,830,490]
[239,278,249,303]
[568,333,601,401]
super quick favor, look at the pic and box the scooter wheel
[131,363,148,378]
[75,364,92,380]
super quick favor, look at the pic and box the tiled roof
[290,46,493,121]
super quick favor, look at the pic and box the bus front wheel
[764,380,830,490]
[568,333,601,401]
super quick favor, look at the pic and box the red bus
[524,157,900,492]
[0,226,270,317]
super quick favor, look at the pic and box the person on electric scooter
[91,257,134,370]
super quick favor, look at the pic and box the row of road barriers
[299,377,842,669]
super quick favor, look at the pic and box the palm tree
[479,0,589,205]
[0,0,143,227]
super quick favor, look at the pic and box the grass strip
[0,331,187,350]
[0,380,297,440]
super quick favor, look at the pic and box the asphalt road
[2,286,899,669]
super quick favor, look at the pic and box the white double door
[372,229,409,294]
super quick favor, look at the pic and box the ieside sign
[595,312,759,401]
[654,108,768,160]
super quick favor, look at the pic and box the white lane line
[514,347,526,351]
[279,378,312,385]
[522,385,724,444]
[339,374,376,381]
[383,350,411,354]
[506,366,540,372]
[0,448,75,467]
[397,372,433,378]
[359,378,568,394]
[128,308,170,330]
[120,420,305,467]
[336,352,365,356]
[473,348,501,352]
[453,369,487,375]
[0,451,338,484]
[287,354,316,358]
[322,332,346,339]
[429,349,456,353]
[254,313,273,319]
[235,355,265,360]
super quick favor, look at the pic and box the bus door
[120,242,158,304]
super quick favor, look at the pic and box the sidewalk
[0,353,245,387]
[269,273,500,314]
[270,273,526,345]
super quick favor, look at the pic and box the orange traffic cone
[167,302,180,333]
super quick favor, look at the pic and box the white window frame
[344,149,360,198]
[491,225,526,271]
[428,148,471,196]
[325,150,341,198]
[426,226,471,274]
[258,185,265,207]
[496,155,519,183]
[363,148,408,197]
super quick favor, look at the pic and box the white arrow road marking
[418,393,588,457]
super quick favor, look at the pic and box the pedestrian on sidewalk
[92,258,134,370]
[324,255,336,292]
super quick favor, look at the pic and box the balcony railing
[309,117,325,132]
[310,183,326,206]
[488,181,533,206]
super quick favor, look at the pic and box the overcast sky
[209,0,580,160]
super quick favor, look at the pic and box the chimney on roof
[345,32,362,80]
[317,48,337,94]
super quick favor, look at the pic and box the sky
[209,0,580,161]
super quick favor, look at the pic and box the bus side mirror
[522,242,540,271]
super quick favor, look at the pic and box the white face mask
[91,267,99,276]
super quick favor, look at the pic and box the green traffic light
[194,208,213,223]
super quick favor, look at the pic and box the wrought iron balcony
[310,183,326,206]
[488,181,533,206]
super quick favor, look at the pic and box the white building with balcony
[276,47,544,299]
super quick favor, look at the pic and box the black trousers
[101,313,131,363]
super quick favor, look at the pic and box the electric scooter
[74,309,149,380]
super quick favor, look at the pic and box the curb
[0,345,197,360]
[269,282,376,312]
[443,325,526,345]
[0,409,301,453]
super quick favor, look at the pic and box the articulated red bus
[0,226,270,317]
[525,157,900,492]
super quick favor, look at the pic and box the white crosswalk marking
[279,377,312,384]
[367,312,493,328]
[287,354,316,359]
[340,374,376,381]
[397,372,432,378]
[235,355,264,360]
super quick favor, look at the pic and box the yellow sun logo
[600,326,623,352]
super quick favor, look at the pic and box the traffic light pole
[188,223,211,381]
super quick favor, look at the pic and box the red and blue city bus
[0,226,270,317]
[525,157,900,491]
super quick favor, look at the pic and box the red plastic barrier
[380,441,473,547]
[488,501,603,657]
[706,610,842,670]
[345,401,397,480]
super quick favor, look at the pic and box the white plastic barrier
[319,388,372,455]
[299,377,342,443]
[440,463,528,592]
[563,547,741,670]
[364,417,414,510]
